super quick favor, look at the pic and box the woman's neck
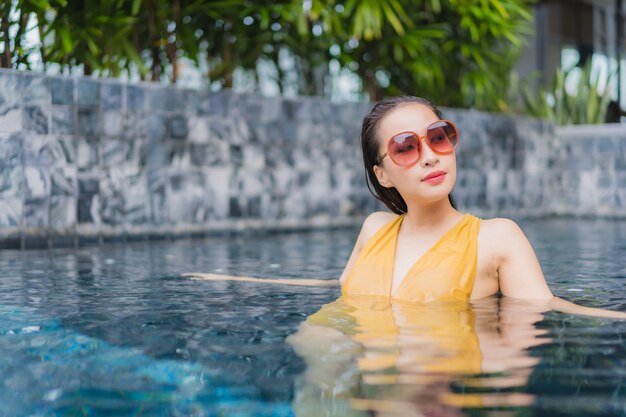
[402,198,461,232]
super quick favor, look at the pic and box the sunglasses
[375,120,459,167]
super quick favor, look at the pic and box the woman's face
[373,103,457,205]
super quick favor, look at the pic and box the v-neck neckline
[389,213,469,297]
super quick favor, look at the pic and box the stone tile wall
[0,69,625,247]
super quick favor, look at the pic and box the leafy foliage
[522,62,614,125]
[2,0,535,112]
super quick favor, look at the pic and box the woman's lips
[422,171,446,184]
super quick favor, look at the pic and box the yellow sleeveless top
[342,213,481,303]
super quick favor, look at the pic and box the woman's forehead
[378,103,439,138]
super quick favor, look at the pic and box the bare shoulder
[479,217,524,238]
[478,217,530,258]
[360,211,399,243]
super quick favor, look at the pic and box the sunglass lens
[427,121,457,152]
[389,133,420,166]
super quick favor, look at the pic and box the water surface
[0,218,625,416]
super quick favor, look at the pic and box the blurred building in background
[518,0,625,116]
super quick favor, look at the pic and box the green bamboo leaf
[380,1,405,36]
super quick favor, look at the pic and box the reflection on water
[289,295,551,416]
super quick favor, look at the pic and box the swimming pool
[0,218,625,416]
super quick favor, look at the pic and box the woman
[184,95,625,319]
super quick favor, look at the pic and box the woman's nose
[419,139,439,167]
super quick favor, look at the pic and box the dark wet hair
[360,95,457,214]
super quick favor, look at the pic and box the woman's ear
[373,165,394,188]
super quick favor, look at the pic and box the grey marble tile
[24,75,50,106]
[50,165,77,196]
[148,114,169,140]
[48,137,76,166]
[122,111,147,139]
[23,166,50,199]
[0,133,23,166]
[0,72,21,103]
[23,198,49,228]
[166,169,212,224]
[78,194,100,224]
[148,88,172,112]
[99,167,124,225]
[197,91,211,115]
[126,85,145,111]
[49,195,76,229]
[170,115,188,139]
[51,78,74,105]
[77,108,100,136]
[78,175,99,195]
[145,138,167,168]
[22,134,50,165]
[76,139,100,172]
[0,103,23,133]
[124,167,149,225]
[168,143,189,168]
[102,110,123,137]
[147,168,166,224]
[51,106,75,135]
[78,80,100,106]
[23,106,50,134]
[0,198,22,227]
[102,83,122,109]
[187,116,210,143]
[0,164,24,198]
[102,139,139,167]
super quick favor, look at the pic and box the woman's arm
[181,272,340,287]
[491,218,626,320]
[183,212,396,288]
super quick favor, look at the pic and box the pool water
[0,218,625,416]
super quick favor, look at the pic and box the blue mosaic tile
[77,80,100,107]
[50,166,77,196]
[23,106,49,134]
[23,198,49,228]
[0,198,22,227]
[23,166,50,199]
[50,78,74,105]
[0,133,23,166]
[51,106,75,135]
[24,75,50,106]
[126,85,145,111]
[77,109,100,136]
[102,83,122,109]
